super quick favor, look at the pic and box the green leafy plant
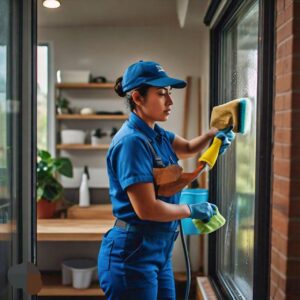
[37,149,73,202]
[56,97,70,109]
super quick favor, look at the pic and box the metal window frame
[207,0,274,299]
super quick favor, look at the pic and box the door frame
[206,0,274,299]
[18,0,37,299]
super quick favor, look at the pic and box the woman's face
[134,86,173,123]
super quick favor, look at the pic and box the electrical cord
[179,219,191,300]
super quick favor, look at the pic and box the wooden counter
[37,219,114,241]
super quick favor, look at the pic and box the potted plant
[91,128,108,145]
[56,97,71,114]
[37,149,73,218]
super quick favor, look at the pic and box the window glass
[37,45,48,150]
[216,2,259,299]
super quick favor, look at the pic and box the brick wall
[271,1,300,299]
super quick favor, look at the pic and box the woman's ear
[131,91,144,107]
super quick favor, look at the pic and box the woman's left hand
[215,126,235,155]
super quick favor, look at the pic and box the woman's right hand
[207,127,219,138]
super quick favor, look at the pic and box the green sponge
[192,207,226,234]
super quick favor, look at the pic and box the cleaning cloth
[210,98,242,133]
[192,207,226,234]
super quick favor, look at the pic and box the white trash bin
[61,258,97,289]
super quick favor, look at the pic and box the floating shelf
[56,144,110,150]
[37,218,114,241]
[56,114,128,120]
[38,271,105,296]
[56,82,114,89]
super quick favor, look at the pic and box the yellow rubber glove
[198,137,222,169]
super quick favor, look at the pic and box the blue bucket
[179,188,208,235]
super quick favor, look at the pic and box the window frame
[207,0,274,299]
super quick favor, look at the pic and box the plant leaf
[38,149,51,162]
[53,158,73,178]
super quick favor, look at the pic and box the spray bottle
[79,166,90,207]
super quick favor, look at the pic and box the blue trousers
[98,226,179,300]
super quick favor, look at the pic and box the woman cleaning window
[97,60,234,300]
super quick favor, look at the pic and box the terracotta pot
[37,199,57,219]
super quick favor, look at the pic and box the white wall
[38,24,210,273]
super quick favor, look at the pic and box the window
[208,0,274,299]
[37,44,49,151]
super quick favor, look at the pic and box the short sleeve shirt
[106,111,181,230]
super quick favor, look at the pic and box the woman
[98,60,233,300]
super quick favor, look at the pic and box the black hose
[179,219,191,300]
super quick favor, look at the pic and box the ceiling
[38,0,208,29]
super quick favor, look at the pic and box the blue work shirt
[106,111,182,230]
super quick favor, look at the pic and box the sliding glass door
[0,0,39,299]
[208,0,274,299]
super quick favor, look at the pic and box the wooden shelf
[39,271,105,296]
[56,82,114,89]
[37,219,114,241]
[57,144,110,150]
[57,114,128,120]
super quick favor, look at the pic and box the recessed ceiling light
[43,0,61,9]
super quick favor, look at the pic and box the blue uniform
[98,112,181,299]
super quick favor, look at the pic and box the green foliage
[56,97,70,109]
[37,149,73,202]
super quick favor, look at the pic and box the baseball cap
[121,60,187,93]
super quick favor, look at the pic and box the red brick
[271,265,287,292]
[273,177,290,197]
[274,93,292,111]
[276,37,293,59]
[277,19,293,44]
[272,209,289,237]
[277,11,285,28]
[277,0,285,14]
[273,192,290,216]
[272,229,289,255]
[274,110,292,128]
[276,74,293,93]
[276,56,293,76]
[273,143,292,159]
[274,158,291,177]
[274,128,292,144]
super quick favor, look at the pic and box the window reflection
[217,2,259,299]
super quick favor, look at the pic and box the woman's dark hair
[114,76,150,112]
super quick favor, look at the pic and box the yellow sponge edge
[198,137,222,168]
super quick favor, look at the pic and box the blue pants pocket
[98,238,114,271]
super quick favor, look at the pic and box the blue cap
[121,60,187,93]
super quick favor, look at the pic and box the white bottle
[79,166,90,207]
